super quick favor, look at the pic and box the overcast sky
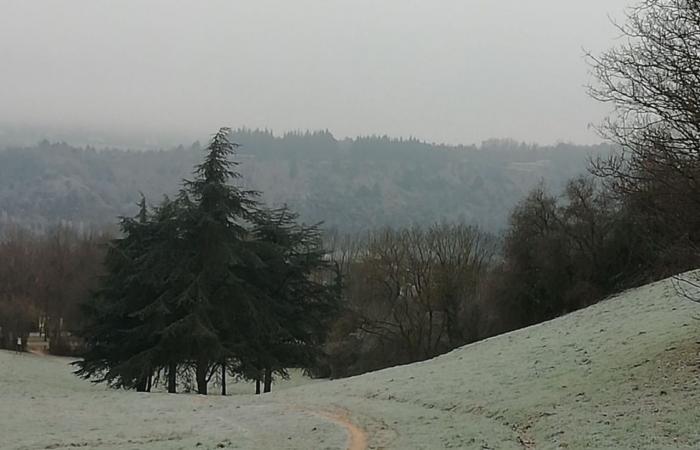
[0,0,632,146]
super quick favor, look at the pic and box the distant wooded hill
[0,129,610,232]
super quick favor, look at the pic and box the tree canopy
[75,128,338,395]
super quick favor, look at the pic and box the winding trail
[316,410,368,450]
[293,406,368,450]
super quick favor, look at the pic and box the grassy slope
[277,274,700,449]
[3,273,700,449]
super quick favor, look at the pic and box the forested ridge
[0,130,609,232]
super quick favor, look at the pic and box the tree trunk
[255,378,261,395]
[136,377,147,392]
[221,363,227,396]
[196,359,209,395]
[263,367,272,393]
[146,374,153,393]
[168,362,177,394]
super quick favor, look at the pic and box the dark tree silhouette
[588,0,700,262]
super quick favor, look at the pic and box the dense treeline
[322,224,496,377]
[489,178,667,328]
[321,167,700,377]
[0,133,606,233]
[491,178,641,326]
[0,226,108,354]
[321,179,651,376]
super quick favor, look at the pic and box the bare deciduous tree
[325,224,496,376]
[588,0,700,294]
[0,225,108,353]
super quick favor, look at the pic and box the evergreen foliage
[244,207,338,391]
[75,128,337,394]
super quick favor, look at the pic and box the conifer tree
[77,128,337,395]
[122,197,188,393]
[245,207,338,392]
[168,127,259,394]
[75,197,157,389]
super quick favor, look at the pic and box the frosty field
[2,273,700,449]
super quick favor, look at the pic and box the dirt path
[27,347,48,356]
[26,334,49,356]
[303,408,368,450]
[318,410,368,450]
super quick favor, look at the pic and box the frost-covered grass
[0,353,345,450]
[277,273,700,449]
[3,273,700,449]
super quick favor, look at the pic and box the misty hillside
[0,130,609,231]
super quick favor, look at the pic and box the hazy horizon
[1,1,632,147]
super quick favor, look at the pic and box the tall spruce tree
[75,197,157,389]
[77,128,337,395]
[245,207,338,392]
[169,127,259,394]
[125,197,189,393]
